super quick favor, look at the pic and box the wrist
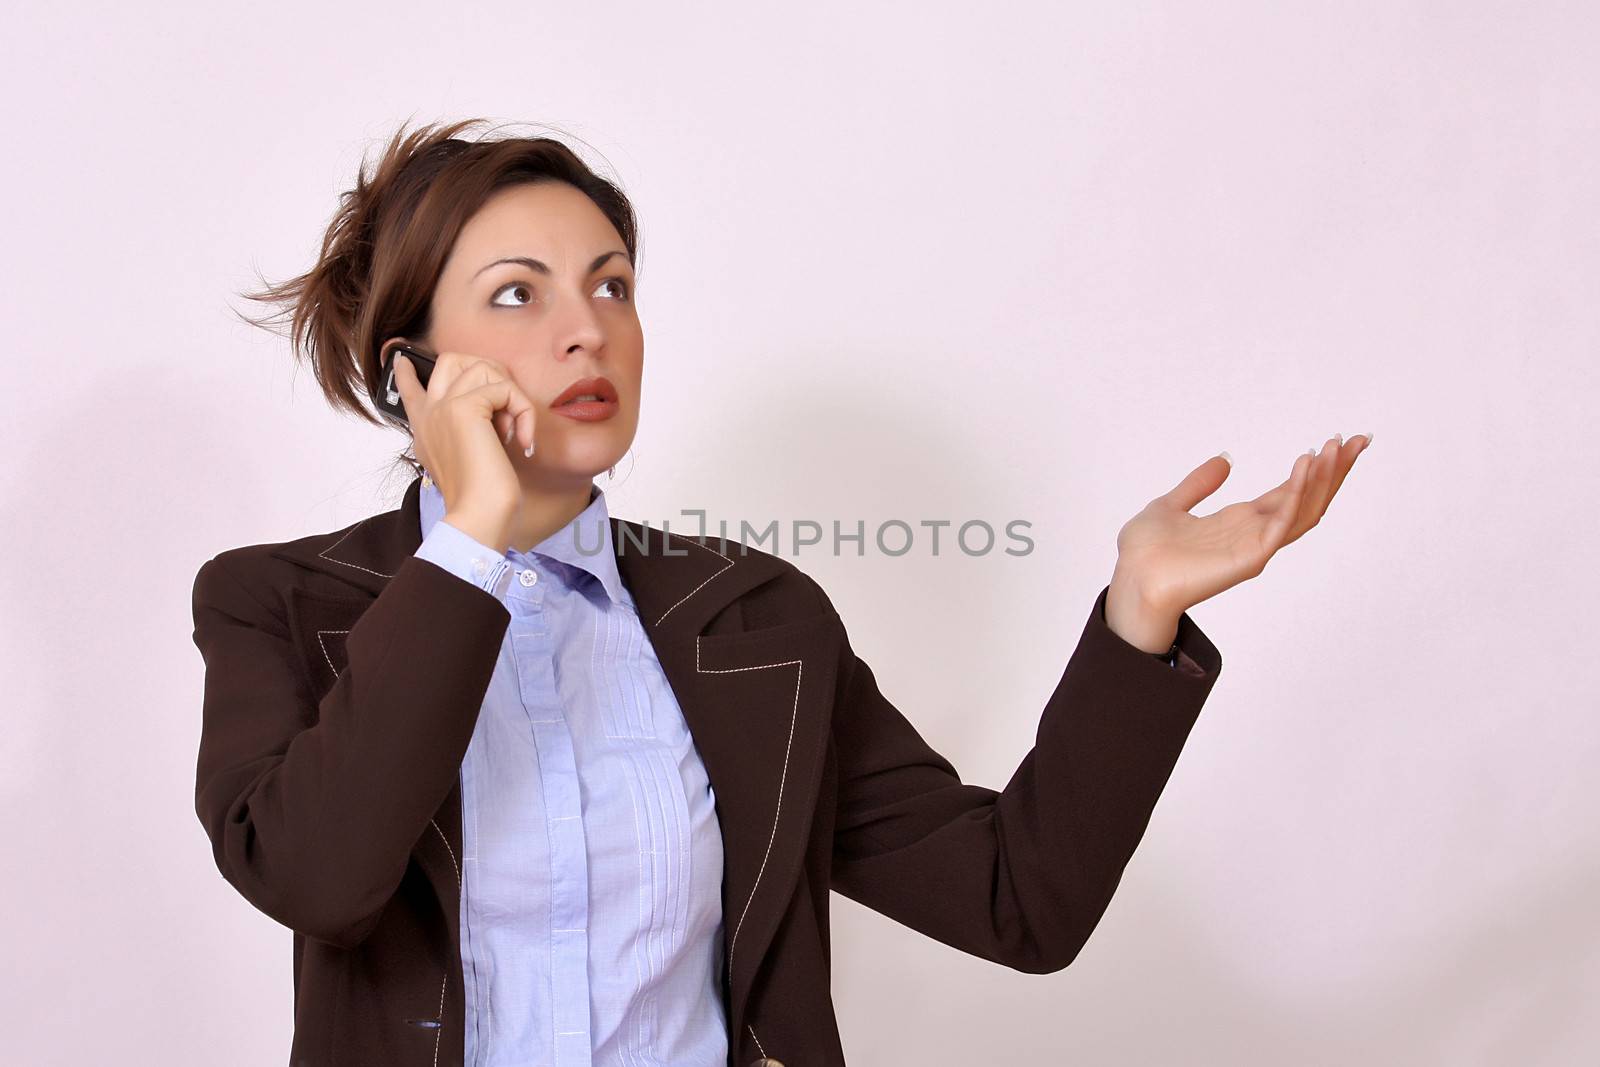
[443,509,511,553]
[1105,567,1181,655]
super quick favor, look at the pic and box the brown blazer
[190,472,1222,1067]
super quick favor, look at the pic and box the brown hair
[233,117,641,478]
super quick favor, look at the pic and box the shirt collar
[417,472,627,606]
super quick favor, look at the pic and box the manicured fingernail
[1218,450,1232,466]
[524,442,535,458]
[1362,431,1374,446]
[1334,433,1344,445]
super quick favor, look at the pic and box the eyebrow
[473,249,631,280]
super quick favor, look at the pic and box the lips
[551,376,619,408]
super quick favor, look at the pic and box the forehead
[449,181,620,264]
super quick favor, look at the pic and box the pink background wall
[3,1,1595,1062]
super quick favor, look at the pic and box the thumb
[1162,451,1232,513]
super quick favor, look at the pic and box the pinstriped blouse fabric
[413,476,728,1067]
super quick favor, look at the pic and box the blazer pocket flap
[285,586,376,700]
[694,607,842,656]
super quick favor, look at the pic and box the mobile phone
[373,339,437,427]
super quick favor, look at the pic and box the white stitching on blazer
[314,629,348,682]
[318,520,394,578]
[654,529,736,626]
[429,818,461,1067]
[694,636,803,994]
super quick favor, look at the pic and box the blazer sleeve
[822,581,1221,974]
[190,552,510,949]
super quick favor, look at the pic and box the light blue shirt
[413,474,729,1067]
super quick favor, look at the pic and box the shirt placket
[507,558,593,1067]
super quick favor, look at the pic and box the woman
[191,118,1369,1067]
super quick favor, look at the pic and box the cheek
[619,358,645,397]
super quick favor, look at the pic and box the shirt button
[519,569,538,587]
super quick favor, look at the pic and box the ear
[378,336,406,368]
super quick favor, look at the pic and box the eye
[489,277,632,308]
[490,282,534,308]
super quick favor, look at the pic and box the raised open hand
[1108,433,1373,644]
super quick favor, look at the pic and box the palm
[1116,433,1371,616]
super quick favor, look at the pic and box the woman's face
[412,180,643,487]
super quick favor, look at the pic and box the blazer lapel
[268,474,840,1032]
[612,520,843,1032]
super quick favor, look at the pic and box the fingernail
[503,422,514,445]
[1218,450,1232,466]
[1362,431,1374,447]
[524,442,535,458]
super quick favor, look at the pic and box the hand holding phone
[382,339,539,549]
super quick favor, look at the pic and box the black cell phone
[373,339,437,427]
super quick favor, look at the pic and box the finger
[391,349,423,409]
[1323,433,1370,509]
[1302,434,1343,529]
[1246,462,1300,511]
[1163,453,1233,514]
[1284,437,1338,543]
[471,360,539,452]
[461,378,540,453]
[519,406,535,453]
[430,349,507,404]
[477,365,538,452]
[388,356,434,468]
[1261,449,1312,553]
[436,354,495,402]
[1249,432,1366,513]
[439,354,521,409]
[430,352,539,452]
[493,407,517,446]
